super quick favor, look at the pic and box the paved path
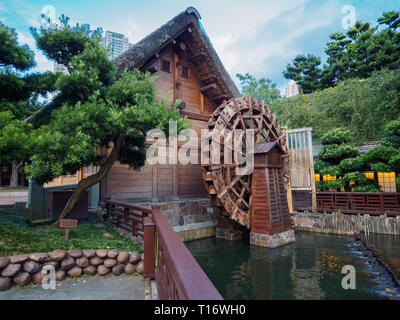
[0,275,146,300]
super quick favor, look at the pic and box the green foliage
[283,10,400,91]
[30,14,103,73]
[283,54,322,93]
[342,171,368,184]
[0,211,142,256]
[236,73,281,102]
[314,158,329,174]
[319,165,341,177]
[381,118,400,148]
[0,111,33,165]
[319,143,359,164]
[339,157,364,172]
[320,127,352,145]
[269,69,400,140]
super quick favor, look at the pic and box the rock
[117,251,129,264]
[0,257,10,270]
[50,250,66,262]
[125,263,136,274]
[1,263,21,277]
[96,249,108,258]
[60,257,75,270]
[67,267,82,277]
[136,261,144,274]
[76,257,89,268]
[9,254,29,264]
[112,264,125,275]
[32,271,45,284]
[104,258,117,268]
[83,265,97,275]
[55,270,66,281]
[89,257,103,266]
[97,265,110,276]
[23,261,41,274]
[107,249,119,258]
[82,249,96,258]
[129,252,141,264]
[29,252,49,262]
[0,277,12,291]
[13,272,31,286]
[68,249,82,259]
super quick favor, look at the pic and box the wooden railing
[105,199,152,244]
[144,205,223,300]
[105,199,222,300]
[316,192,400,216]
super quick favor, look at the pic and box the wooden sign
[59,219,78,240]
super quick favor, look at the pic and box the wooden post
[143,208,156,279]
[307,128,317,212]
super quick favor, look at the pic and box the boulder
[23,261,41,274]
[1,264,21,277]
[0,257,10,270]
[125,263,136,274]
[107,249,119,258]
[9,254,29,264]
[60,257,75,270]
[32,271,45,284]
[68,249,82,259]
[82,249,96,258]
[29,253,49,262]
[112,264,125,275]
[76,257,89,268]
[13,272,31,286]
[50,250,66,262]
[104,259,117,268]
[97,265,110,276]
[136,261,144,274]
[117,251,129,264]
[96,249,108,258]
[55,270,66,281]
[89,257,103,266]
[129,252,141,264]
[83,265,97,275]
[67,267,82,277]
[0,277,12,291]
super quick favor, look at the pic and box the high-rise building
[285,80,300,97]
[102,31,132,59]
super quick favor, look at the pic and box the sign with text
[59,219,78,240]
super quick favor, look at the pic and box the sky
[1,0,399,95]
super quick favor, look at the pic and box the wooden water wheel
[202,96,289,229]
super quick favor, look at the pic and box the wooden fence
[105,199,222,300]
[316,192,400,216]
[105,199,153,244]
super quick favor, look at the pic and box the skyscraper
[102,31,132,59]
[285,80,300,97]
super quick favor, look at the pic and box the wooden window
[378,171,396,192]
[181,66,189,79]
[161,59,170,73]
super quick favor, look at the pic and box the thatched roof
[115,7,240,105]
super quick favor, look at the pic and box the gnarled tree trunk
[10,160,23,187]
[57,135,123,222]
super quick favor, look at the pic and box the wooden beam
[200,75,216,83]
[213,94,228,100]
[189,53,206,61]
[200,83,217,93]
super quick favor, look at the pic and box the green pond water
[186,232,400,300]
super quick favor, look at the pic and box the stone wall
[0,249,144,292]
[138,198,218,241]
[0,189,28,206]
[292,211,400,235]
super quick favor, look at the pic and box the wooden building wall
[102,47,213,201]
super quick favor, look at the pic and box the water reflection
[186,232,391,300]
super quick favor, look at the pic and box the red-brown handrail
[105,198,152,244]
[316,191,400,216]
[144,205,223,300]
